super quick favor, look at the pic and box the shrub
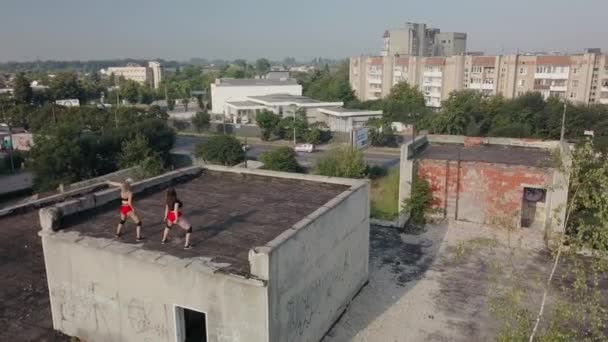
[192,110,211,132]
[313,146,367,179]
[260,147,300,172]
[403,176,436,225]
[194,135,245,166]
[366,165,387,179]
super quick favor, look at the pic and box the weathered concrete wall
[256,181,370,342]
[398,135,428,207]
[418,159,553,228]
[41,233,269,342]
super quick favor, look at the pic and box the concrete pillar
[39,207,60,232]
[398,135,428,210]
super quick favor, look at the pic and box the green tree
[431,90,482,135]
[12,72,32,105]
[119,134,164,179]
[194,135,245,166]
[302,61,355,104]
[121,80,140,104]
[256,58,271,76]
[313,146,367,179]
[29,122,84,190]
[49,71,85,102]
[260,147,300,172]
[256,110,281,140]
[192,110,211,132]
[279,111,309,142]
[383,82,427,124]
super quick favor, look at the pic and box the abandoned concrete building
[400,135,570,231]
[37,166,370,342]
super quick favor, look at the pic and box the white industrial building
[210,78,302,115]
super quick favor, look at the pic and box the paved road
[0,171,33,195]
[173,136,400,168]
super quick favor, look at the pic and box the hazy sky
[0,0,606,62]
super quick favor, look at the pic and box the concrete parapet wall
[428,134,560,149]
[38,167,203,232]
[255,178,370,342]
[41,230,269,342]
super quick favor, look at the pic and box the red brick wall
[417,159,552,227]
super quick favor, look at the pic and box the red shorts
[166,211,182,224]
[120,205,133,216]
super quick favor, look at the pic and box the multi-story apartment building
[350,50,608,108]
[104,61,163,89]
[381,22,467,57]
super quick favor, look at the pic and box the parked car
[294,144,315,153]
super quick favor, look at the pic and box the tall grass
[370,169,400,220]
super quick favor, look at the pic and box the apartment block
[103,61,163,89]
[350,50,608,108]
[381,22,467,57]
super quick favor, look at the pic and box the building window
[486,67,495,74]
[519,67,527,75]
[570,92,576,98]
[472,66,482,73]
[519,79,526,87]
[483,78,494,84]
[175,306,208,342]
[572,68,578,74]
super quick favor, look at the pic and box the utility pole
[114,76,120,128]
[0,102,15,173]
[560,102,567,141]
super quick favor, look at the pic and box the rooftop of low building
[417,143,554,168]
[55,170,349,276]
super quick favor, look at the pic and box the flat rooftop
[215,78,299,87]
[319,107,383,116]
[417,144,553,167]
[248,94,337,105]
[226,100,266,108]
[60,171,348,276]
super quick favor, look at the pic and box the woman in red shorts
[107,180,144,241]
[161,188,192,249]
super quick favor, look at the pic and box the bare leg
[116,214,126,236]
[185,231,191,248]
[162,222,172,243]
[129,212,143,240]
[178,217,192,249]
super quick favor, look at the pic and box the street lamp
[560,101,567,142]
[289,104,297,145]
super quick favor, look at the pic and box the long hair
[166,188,178,208]
[121,181,131,193]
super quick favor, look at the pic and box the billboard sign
[352,127,370,150]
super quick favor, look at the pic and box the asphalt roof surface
[61,171,348,276]
[417,144,553,167]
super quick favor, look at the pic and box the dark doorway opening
[521,187,546,228]
[176,306,207,342]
